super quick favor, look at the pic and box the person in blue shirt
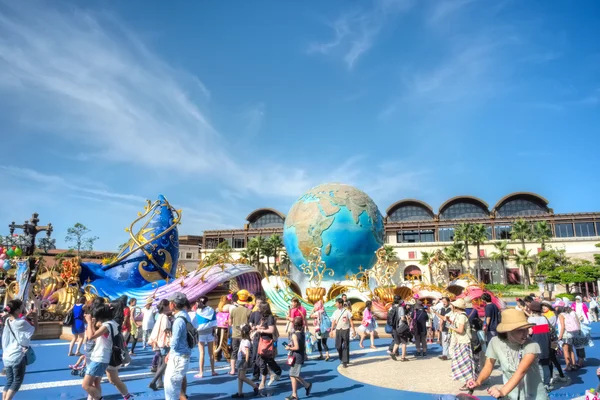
[164,292,192,400]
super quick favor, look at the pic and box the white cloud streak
[308,0,413,69]
[0,2,310,198]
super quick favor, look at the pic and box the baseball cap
[168,292,188,305]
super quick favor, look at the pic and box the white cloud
[308,0,413,69]
[0,2,309,198]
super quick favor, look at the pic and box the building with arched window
[200,192,600,284]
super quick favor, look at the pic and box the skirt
[451,343,476,382]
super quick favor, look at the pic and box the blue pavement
[2,324,599,400]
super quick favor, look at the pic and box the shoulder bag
[257,318,275,359]
[7,320,36,366]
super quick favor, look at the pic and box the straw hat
[496,309,534,333]
[451,298,466,309]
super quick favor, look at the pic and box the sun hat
[236,289,253,304]
[554,300,565,307]
[529,301,542,313]
[575,295,582,301]
[496,309,534,333]
[451,298,466,309]
[464,297,473,308]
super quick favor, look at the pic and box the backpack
[178,316,199,349]
[107,323,127,367]
[319,312,332,334]
[386,306,397,334]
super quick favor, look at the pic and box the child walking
[232,325,259,398]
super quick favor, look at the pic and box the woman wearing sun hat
[448,298,476,390]
[467,309,548,399]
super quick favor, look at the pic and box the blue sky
[1,0,599,251]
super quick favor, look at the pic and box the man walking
[435,297,452,360]
[164,292,193,400]
[331,298,352,368]
[481,293,500,343]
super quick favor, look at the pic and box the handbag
[258,337,274,358]
[63,310,74,326]
[287,352,296,366]
[6,320,36,366]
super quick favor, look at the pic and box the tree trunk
[566,283,570,294]
[464,242,470,274]
[501,259,506,285]
[476,244,482,281]
[445,262,450,285]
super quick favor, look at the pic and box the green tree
[513,248,535,288]
[247,236,267,272]
[536,248,569,297]
[454,223,473,274]
[511,219,532,250]
[382,245,398,262]
[490,241,510,284]
[444,243,465,274]
[65,223,99,257]
[213,241,233,260]
[266,235,284,270]
[532,221,552,250]
[470,224,488,281]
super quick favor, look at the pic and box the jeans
[144,329,152,345]
[486,330,497,344]
[150,353,167,386]
[335,329,350,364]
[441,331,450,357]
[164,354,190,400]
[4,357,26,393]
[252,336,260,378]
[539,358,550,384]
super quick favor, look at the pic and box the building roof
[245,208,285,222]
[438,195,490,215]
[385,199,435,217]
[492,192,549,212]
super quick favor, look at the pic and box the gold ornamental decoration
[344,266,371,295]
[368,247,398,287]
[300,247,333,288]
[305,287,326,304]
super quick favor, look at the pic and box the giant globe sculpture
[283,183,385,280]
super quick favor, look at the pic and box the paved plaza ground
[3,323,599,400]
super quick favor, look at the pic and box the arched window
[496,199,547,217]
[386,200,434,222]
[404,265,422,281]
[250,213,284,228]
[439,197,489,220]
[493,193,549,218]
[246,208,285,229]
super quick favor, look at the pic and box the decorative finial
[300,247,333,288]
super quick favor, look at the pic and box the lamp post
[8,213,54,256]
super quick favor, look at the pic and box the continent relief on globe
[285,185,381,258]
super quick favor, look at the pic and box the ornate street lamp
[8,213,53,257]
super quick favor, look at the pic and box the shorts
[198,334,215,344]
[164,354,190,400]
[289,363,302,377]
[85,361,109,378]
[231,338,242,360]
[392,329,409,345]
[235,358,247,370]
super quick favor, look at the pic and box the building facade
[201,192,600,284]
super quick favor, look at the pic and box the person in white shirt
[331,298,353,368]
[142,299,157,349]
[82,304,117,400]
[589,296,598,322]
[2,299,37,400]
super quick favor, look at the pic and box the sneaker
[267,374,281,386]
[305,382,312,396]
[544,384,554,392]
[554,376,568,383]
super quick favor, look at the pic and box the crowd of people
[0,290,598,400]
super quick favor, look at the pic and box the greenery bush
[553,293,576,301]
[485,284,531,292]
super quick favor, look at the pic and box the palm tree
[267,235,284,270]
[382,245,398,262]
[490,241,510,284]
[532,221,552,250]
[454,223,473,274]
[247,236,267,272]
[511,219,532,250]
[470,224,488,281]
[514,248,535,288]
[419,251,436,285]
[445,243,465,274]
